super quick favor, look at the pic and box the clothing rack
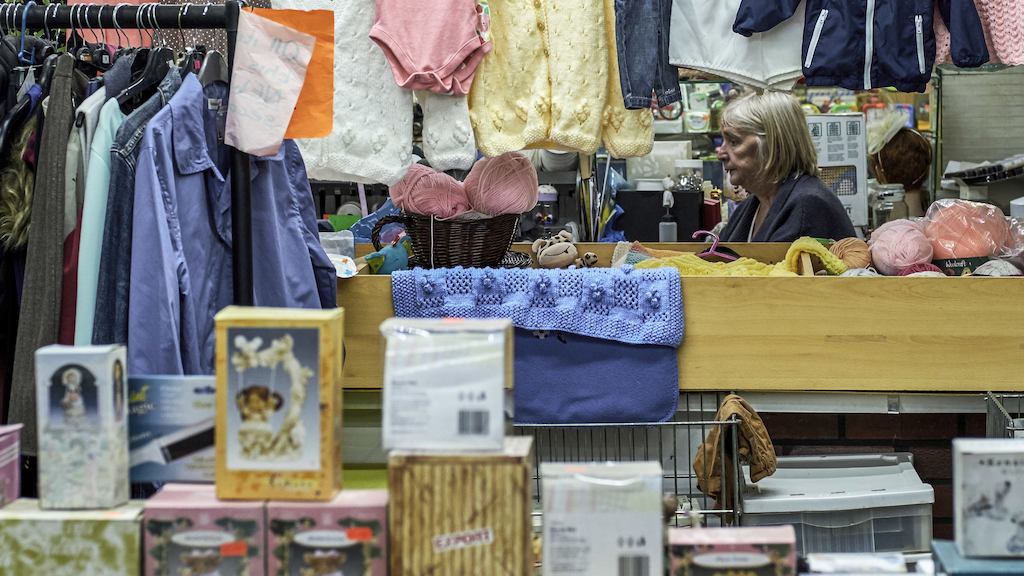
[4,1,255,306]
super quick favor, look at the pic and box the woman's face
[716,127,761,190]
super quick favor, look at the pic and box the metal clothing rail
[3,1,255,306]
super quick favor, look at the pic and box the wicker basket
[371,212,519,268]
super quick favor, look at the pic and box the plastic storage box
[742,453,933,554]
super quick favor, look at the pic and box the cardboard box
[215,306,344,500]
[380,318,511,452]
[668,526,797,576]
[0,499,143,575]
[34,344,129,509]
[267,489,388,576]
[143,484,264,576]
[954,439,1024,557]
[129,376,216,483]
[805,113,869,227]
[388,437,533,575]
[542,462,664,576]
[0,424,21,508]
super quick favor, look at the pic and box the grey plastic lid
[743,453,934,514]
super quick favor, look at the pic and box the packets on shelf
[0,499,143,574]
[128,376,216,483]
[267,489,388,576]
[542,461,664,576]
[143,484,265,576]
[381,318,512,452]
[215,306,345,501]
[388,437,533,576]
[34,344,129,509]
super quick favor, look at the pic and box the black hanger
[198,50,228,87]
[116,6,172,108]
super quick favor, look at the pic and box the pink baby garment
[370,0,492,95]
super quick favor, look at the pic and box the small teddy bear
[531,230,598,269]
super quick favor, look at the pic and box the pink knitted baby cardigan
[934,0,1024,66]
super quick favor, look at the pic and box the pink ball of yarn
[464,152,539,216]
[897,262,944,276]
[925,200,1010,259]
[389,164,471,219]
[868,219,934,276]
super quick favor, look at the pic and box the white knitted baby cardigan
[272,0,414,185]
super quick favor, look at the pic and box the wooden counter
[340,243,1024,392]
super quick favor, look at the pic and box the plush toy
[365,234,413,274]
[531,230,598,269]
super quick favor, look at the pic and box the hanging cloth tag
[252,8,335,139]
[225,9,314,157]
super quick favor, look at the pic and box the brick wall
[759,412,987,540]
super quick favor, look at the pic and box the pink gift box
[143,483,265,576]
[669,525,797,576]
[267,490,388,576]
[0,424,21,508]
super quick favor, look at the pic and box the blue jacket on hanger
[733,0,989,92]
[128,74,335,377]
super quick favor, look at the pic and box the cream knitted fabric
[934,0,1024,65]
[417,91,477,171]
[469,0,610,156]
[273,0,413,185]
[602,0,653,159]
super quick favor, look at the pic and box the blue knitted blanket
[391,267,683,347]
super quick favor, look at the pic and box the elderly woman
[717,91,855,242]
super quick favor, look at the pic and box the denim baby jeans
[615,0,681,109]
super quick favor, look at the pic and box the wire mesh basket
[512,392,744,530]
[985,392,1024,438]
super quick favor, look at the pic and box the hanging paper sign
[225,9,314,157]
[252,8,335,139]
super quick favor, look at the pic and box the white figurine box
[34,344,129,509]
[542,461,664,576]
[380,318,511,452]
[954,439,1024,558]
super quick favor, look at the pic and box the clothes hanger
[693,230,740,262]
[111,3,129,61]
[176,5,198,75]
[196,3,227,85]
[0,53,55,162]
[197,48,227,86]
[117,4,173,107]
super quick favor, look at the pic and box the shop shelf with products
[344,242,1024,394]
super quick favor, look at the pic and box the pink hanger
[693,230,739,262]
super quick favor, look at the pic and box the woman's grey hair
[720,90,818,184]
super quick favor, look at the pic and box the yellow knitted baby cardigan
[469,0,653,158]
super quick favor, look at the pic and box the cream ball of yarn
[973,260,1023,276]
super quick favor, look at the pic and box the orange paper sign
[346,527,375,542]
[252,8,334,139]
[220,541,248,557]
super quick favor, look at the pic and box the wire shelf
[986,392,1024,438]
[512,393,744,530]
